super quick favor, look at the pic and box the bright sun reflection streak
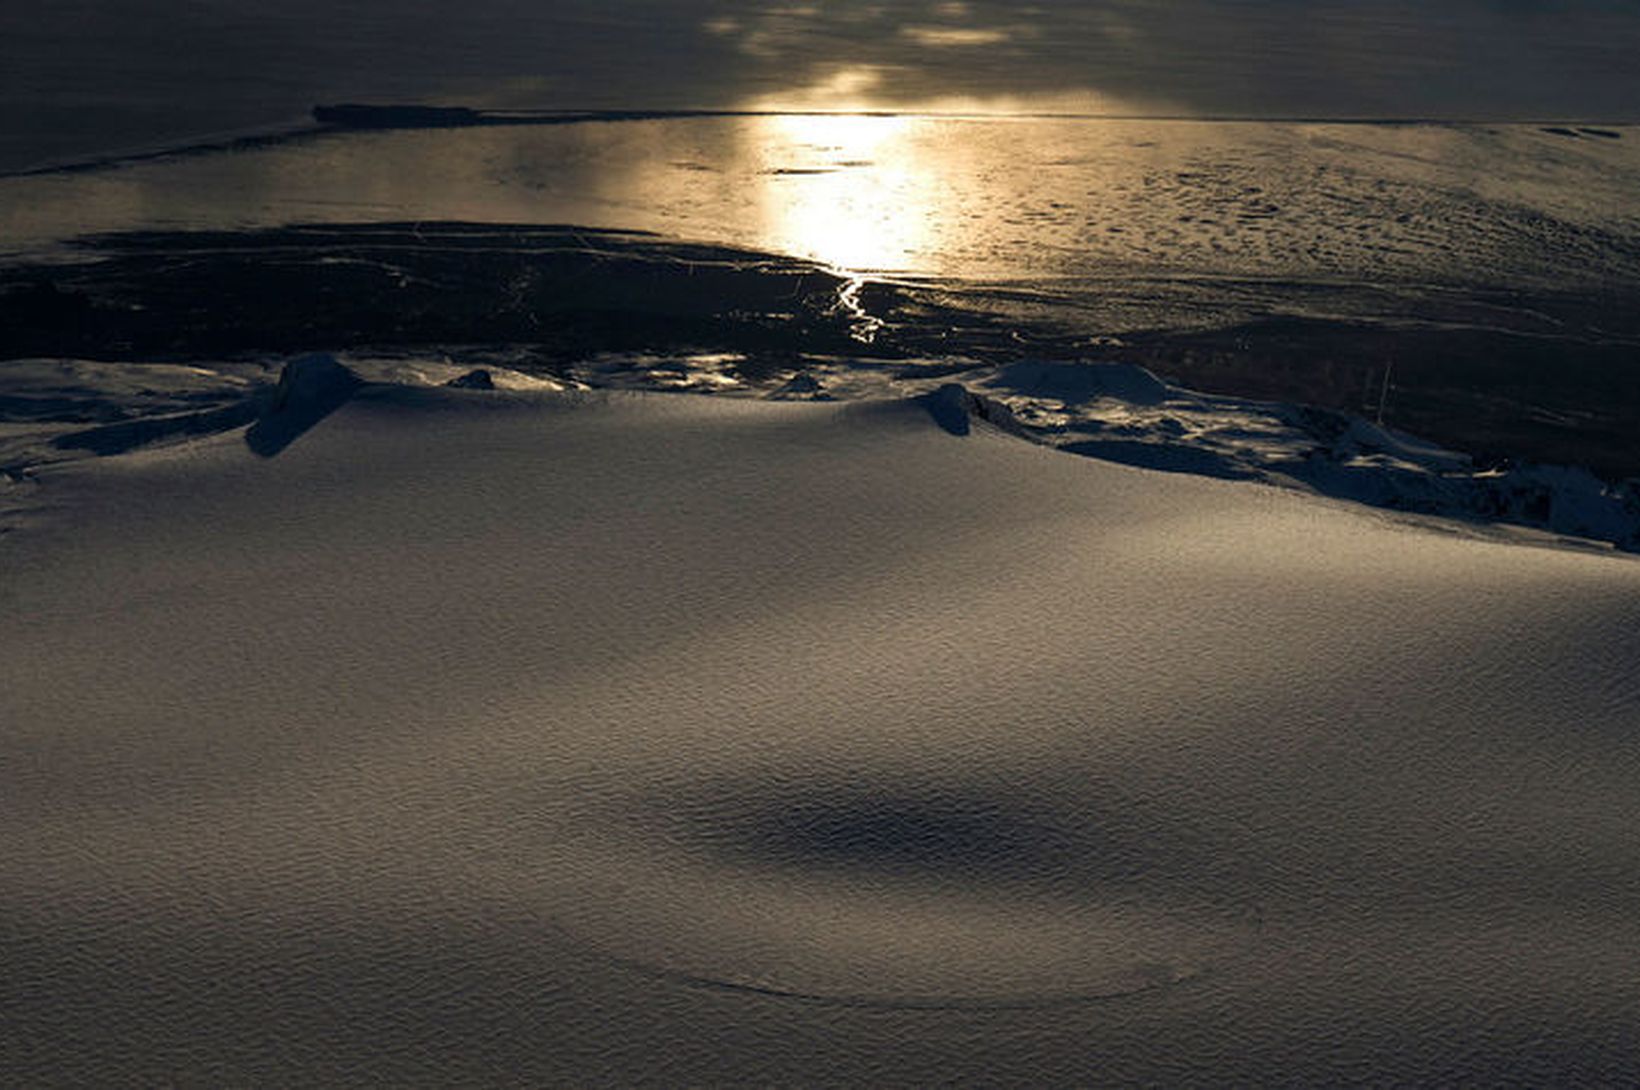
[753,114,933,276]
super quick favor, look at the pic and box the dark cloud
[3,1,1637,168]
[681,0,1640,118]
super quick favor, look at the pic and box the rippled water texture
[6,118,1639,296]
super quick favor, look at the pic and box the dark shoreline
[2,222,1636,481]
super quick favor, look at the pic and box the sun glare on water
[752,112,935,274]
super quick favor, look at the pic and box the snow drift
[3,375,1640,1083]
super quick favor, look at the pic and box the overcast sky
[3,1,1638,169]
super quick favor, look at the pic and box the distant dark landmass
[313,104,488,128]
[308,104,912,131]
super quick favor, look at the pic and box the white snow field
[4,365,1640,1083]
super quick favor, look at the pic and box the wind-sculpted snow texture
[4,382,1640,1083]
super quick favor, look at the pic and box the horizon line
[3,105,1631,180]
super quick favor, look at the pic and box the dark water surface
[8,116,1640,290]
[3,117,1638,474]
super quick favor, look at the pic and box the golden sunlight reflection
[751,112,932,274]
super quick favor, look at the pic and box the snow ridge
[4,352,1637,552]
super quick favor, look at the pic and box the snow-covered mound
[961,361,1640,552]
[7,352,1638,551]
[653,352,1640,552]
[3,380,1639,1083]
